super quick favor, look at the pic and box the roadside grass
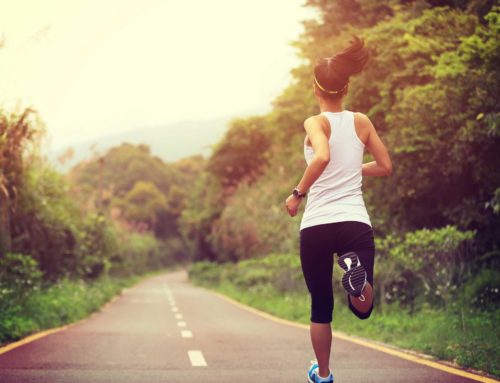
[189,255,500,378]
[0,267,177,346]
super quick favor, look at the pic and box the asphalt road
[0,269,490,383]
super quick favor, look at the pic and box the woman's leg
[310,323,332,377]
[349,282,374,314]
[300,225,335,377]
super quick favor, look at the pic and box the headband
[314,76,349,94]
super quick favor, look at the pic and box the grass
[189,255,500,378]
[0,268,175,346]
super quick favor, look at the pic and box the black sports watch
[292,187,307,199]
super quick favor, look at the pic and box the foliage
[119,181,168,228]
[208,172,300,262]
[179,173,225,261]
[70,143,174,201]
[462,269,500,311]
[77,213,117,279]
[207,116,271,188]
[109,231,170,276]
[0,108,41,253]
[190,253,306,294]
[2,111,183,282]
[378,226,476,307]
[69,143,203,242]
[12,161,84,279]
[0,254,42,305]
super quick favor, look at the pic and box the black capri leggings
[299,221,375,323]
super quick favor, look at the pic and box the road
[0,269,492,382]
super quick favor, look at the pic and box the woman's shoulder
[353,111,372,126]
[304,113,330,130]
[304,113,325,123]
[353,112,373,145]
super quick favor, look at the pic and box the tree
[0,108,39,255]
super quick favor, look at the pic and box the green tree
[207,116,271,188]
[119,181,168,228]
[0,108,39,254]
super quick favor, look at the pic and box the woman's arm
[296,116,330,191]
[357,113,392,176]
[285,115,330,217]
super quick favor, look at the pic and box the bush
[109,231,178,277]
[376,226,476,309]
[189,253,306,294]
[0,253,42,307]
[77,213,117,279]
[462,269,500,311]
[189,261,225,286]
[0,275,139,344]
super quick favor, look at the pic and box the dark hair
[314,36,369,99]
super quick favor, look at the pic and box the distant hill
[48,116,241,172]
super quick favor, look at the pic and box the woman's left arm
[285,115,330,217]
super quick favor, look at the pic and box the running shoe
[338,251,367,298]
[307,359,334,383]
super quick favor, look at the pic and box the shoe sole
[341,266,366,297]
[338,252,359,272]
[308,375,333,383]
[338,252,367,297]
[307,374,334,383]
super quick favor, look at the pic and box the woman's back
[300,110,371,230]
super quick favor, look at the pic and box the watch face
[293,189,299,197]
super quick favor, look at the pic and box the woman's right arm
[359,114,393,177]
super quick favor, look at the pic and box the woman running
[285,37,392,383]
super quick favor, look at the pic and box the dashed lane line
[181,330,193,338]
[188,350,207,367]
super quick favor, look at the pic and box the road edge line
[207,288,499,383]
[0,325,68,356]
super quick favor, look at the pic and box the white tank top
[300,110,371,231]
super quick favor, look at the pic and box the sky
[0,0,316,150]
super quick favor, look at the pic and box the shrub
[462,269,500,311]
[374,226,476,309]
[0,253,42,306]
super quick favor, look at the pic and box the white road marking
[171,307,179,312]
[177,321,187,327]
[175,313,183,319]
[188,350,207,366]
[181,330,193,338]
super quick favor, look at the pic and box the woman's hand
[285,194,302,217]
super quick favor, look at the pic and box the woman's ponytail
[314,36,369,98]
